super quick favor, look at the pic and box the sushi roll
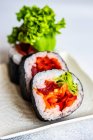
[19,52,68,101]
[31,70,84,121]
[8,43,37,84]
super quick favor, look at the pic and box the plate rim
[1,115,93,140]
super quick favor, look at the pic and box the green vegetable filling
[54,72,78,95]
[7,5,66,51]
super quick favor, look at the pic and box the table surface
[0,0,93,140]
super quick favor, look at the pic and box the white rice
[24,52,68,90]
[32,70,84,121]
[9,47,23,64]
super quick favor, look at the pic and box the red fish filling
[16,43,37,55]
[32,56,62,77]
[36,81,77,111]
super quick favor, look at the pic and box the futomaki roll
[19,52,68,101]
[31,70,84,121]
[8,43,37,84]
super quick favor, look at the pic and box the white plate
[0,52,93,139]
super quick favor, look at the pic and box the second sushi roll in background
[19,52,68,101]
[8,43,37,84]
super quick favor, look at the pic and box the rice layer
[9,47,22,64]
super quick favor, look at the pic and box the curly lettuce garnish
[54,72,78,95]
[7,5,66,51]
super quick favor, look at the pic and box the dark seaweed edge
[30,79,47,121]
[19,52,68,102]
[19,54,33,101]
[53,52,69,71]
[30,70,84,122]
[8,57,19,85]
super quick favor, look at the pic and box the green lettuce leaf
[54,72,78,95]
[7,5,66,51]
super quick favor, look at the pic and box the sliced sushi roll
[19,52,68,101]
[8,43,37,84]
[31,70,84,121]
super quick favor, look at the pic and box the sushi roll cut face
[8,43,37,84]
[32,70,84,121]
[9,43,37,65]
[20,52,68,101]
